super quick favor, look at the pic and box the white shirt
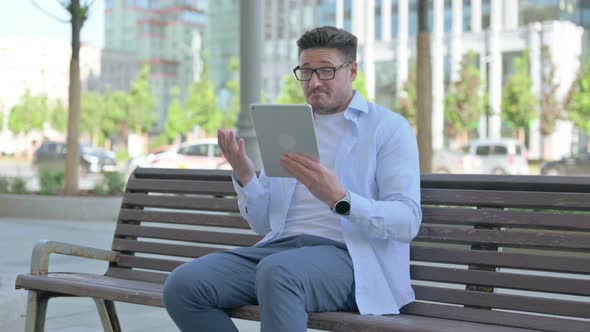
[232,91,422,315]
[280,111,348,243]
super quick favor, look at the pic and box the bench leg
[94,299,122,332]
[24,291,49,332]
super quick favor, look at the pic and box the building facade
[208,0,590,160]
[104,0,207,131]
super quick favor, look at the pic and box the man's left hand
[280,153,345,208]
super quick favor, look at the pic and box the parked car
[541,152,590,176]
[145,138,231,170]
[432,148,470,174]
[32,141,118,175]
[126,144,174,177]
[460,138,529,175]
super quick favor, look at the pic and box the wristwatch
[331,191,351,215]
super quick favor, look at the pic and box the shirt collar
[344,90,368,122]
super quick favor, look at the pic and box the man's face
[298,48,357,114]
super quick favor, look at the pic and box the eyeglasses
[292,62,352,81]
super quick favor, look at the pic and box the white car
[461,138,529,175]
[146,138,231,170]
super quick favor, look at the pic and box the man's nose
[308,72,322,88]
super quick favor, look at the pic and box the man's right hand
[217,129,255,186]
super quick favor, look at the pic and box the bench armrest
[30,240,120,275]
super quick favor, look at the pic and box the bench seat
[17,272,542,332]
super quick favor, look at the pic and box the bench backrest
[109,168,590,332]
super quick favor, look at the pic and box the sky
[0,1,104,48]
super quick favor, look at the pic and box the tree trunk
[64,2,82,194]
[416,0,433,173]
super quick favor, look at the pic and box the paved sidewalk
[0,218,268,332]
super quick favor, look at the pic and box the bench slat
[228,305,540,332]
[415,225,590,250]
[112,239,222,258]
[402,301,589,332]
[122,193,239,212]
[115,224,262,247]
[106,267,168,284]
[118,209,249,229]
[117,254,183,272]
[411,265,590,296]
[127,179,236,196]
[132,168,233,181]
[422,207,590,231]
[413,285,590,318]
[422,188,590,210]
[16,273,164,307]
[410,246,590,274]
[420,173,590,193]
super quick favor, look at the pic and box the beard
[306,90,342,114]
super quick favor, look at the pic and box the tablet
[250,104,320,177]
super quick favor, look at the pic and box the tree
[80,92,102,139]
[568,55,590,136]
[276,74,304,104]
[50,99,68,134]
[540,47,562,137]
[395,62,417,128]
[9,90,49,134]
[352,70,368,100]
[164,87,188,141]
[186,55,220,136]
[445,51,482,140]
[416,0,433,172]
[501,50,538,137]
[33,0,94,193]
[220,58,241,129]
[128,64,157,136]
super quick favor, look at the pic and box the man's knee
[163,262,216,312]
[255,256,302,296]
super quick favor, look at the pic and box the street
[0,217,265,332]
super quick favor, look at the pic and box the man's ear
[350,62,358,81]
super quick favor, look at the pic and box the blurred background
[1,0,590,196]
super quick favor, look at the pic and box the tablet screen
[250,104,320,177]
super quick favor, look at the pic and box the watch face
[335,201,351,214]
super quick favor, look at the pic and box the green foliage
[220,57,240,128]
[81,92,103,136]
[128,64,157,134]
[0,176,27,194]
[164,87,189,140]
[50,100,68,134]
[0,177,7,193]
[116,149,130,162]
[352,70,368,101]
[501,50,538,132]
[9,90,49,134]
[186,55,220,136]
[395,62,417,127]
[445,51,483,138]
[540,47,562,136]
[10,177,27,194]
[103,90,128,138]
[568,55,590,136]
[93,171,125,195]
[276,74,305,104]
[38,167,65,195]
[148,133,171,151]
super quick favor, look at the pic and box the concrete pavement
[0,217,266,332]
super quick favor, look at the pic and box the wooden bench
[16,168,590,332]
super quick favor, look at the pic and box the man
[163,26,421,332]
